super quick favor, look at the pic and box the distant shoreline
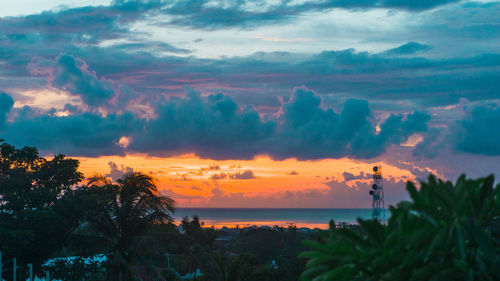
[173,207,388,229]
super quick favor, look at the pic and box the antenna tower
[369,165,385,222]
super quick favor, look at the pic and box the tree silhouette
[0,141,85,272]
[86,172,175,280]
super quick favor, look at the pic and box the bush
[300,174,500,281]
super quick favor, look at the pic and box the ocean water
[174,208,389,229]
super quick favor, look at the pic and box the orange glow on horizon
[76,153,423,208]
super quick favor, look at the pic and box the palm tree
[87,172,175,280]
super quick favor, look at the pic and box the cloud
[0,108,142,156]
[28,55,115,107]
[210,173,227,180]
[453,104,500,155]
[0,92,14,127]
[131,88,425,160]
[200,165,221,172]
[205,173,411,208]
[75,49,500,108]
[0,0,461,41]
[210,169,256,180]
[130,91,276,159]
[343,171,370,181]
[0,1,164,43]
[381,0,459,11]
[0,87,431,159]
[1,22,499,111]
[228,169,256,180]
[105,161,134,181]
[264,88,430,159]
[191,186,202,191]
[162,0,461,29]
[382,42,433,56]
[412,128,444,158]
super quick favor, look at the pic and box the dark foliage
[301,174,500,281]
[84,172,176,280]
[0,141,86,272]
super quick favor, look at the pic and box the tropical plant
[86,172,176,280]
[300,174,500,281]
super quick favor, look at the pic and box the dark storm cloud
[0,88,431,159]
[130,88,430,160]
[0,107,143,156]
[264,88,430,159]
[130,91,276,159]
[2,87,499,159]
[453,104,500,155]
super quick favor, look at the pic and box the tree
[209,252,266,281]
[86,172,176,280]
[0,141,86,270]
[300,174,500,281]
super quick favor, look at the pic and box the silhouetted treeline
[0,141,316,280]
[2,140,500,281]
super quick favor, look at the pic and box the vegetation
[2,140,499,280]
[0,141,311,280]
[0,141,86,270]
[301,174,500,281]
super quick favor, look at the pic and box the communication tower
[369,165,385,222]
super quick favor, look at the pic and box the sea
[174,208,389,229]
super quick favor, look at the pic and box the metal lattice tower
[369,165,385,223]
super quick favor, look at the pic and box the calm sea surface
[175,208,389,229]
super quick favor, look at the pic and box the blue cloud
[382,0,459,10]
[343,171,370,181]
[1,5,498,111]
[267,88,430,159]
[130,88,431,160]
[52,55,115,107]
[163,0,461,29]
[383,42,433,56]
[0,88,431,159]
[0,92,14,127]
[454,104,500,155]
[1,107,142,156]
[413,128,444,158]
[0,0,462,40]
[130,91,276,159]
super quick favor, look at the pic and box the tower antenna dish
[369,165,385,223]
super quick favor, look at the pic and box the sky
[0,0,499,208]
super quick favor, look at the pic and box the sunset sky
[0,0,498,208]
